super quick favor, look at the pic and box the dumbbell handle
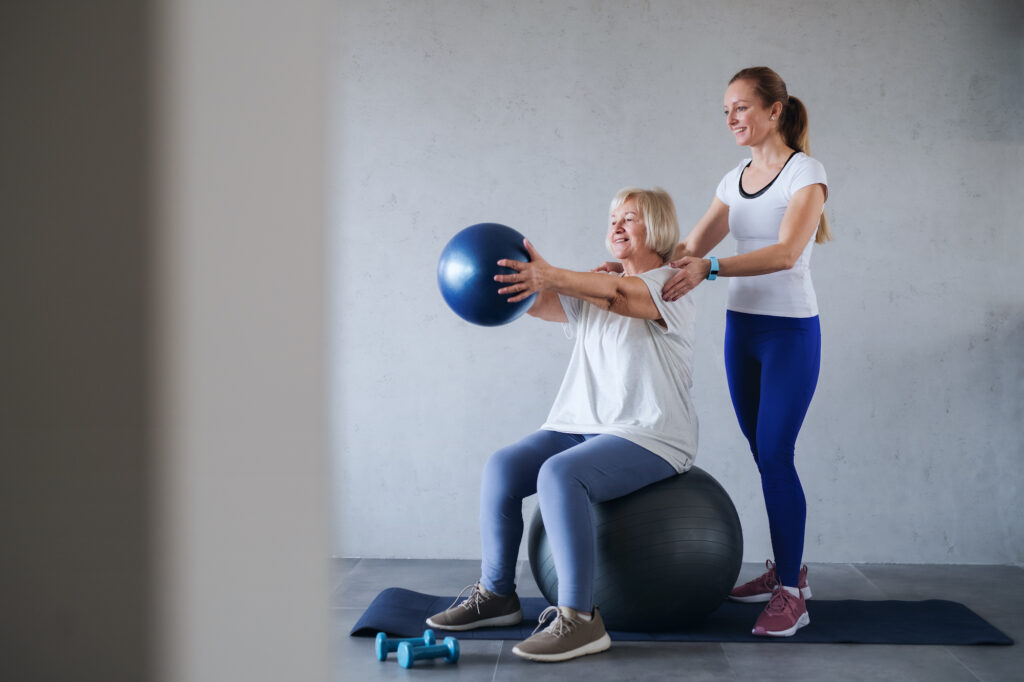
[375,629,436,661]
[397,637,460,669]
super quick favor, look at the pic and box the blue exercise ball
[437,223,537,327]
[527,466,743,631]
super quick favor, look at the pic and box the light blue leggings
[479,430,676,612]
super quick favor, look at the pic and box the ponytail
[780,96,809,157]
[730,68,832,243]
[781,95,831,243]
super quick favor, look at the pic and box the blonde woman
[428,188,699,662]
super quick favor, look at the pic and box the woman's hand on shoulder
[661,256,711,302]
[591,261,623,274]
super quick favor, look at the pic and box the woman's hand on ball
[495,239,551,303]
[661,256,711,301]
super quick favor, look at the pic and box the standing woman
[661,66,829,637]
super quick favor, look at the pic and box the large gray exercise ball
[526,466,743,632]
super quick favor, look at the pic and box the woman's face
[608,197,648,260]
[723,79,776,147]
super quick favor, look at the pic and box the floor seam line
[849,562,885,597]
[943,645,987,682]
[716,642,740,681]
[492,639,503,682]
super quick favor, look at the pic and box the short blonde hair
[608,187,680,262]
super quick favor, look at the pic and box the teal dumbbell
[375,630,436,661]
[397,636,460,669]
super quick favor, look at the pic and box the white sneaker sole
[512,633,611,662]
[425,609,522,632]
[729,586,812,603]
[752,611,810,637]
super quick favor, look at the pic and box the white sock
[563,607,592,621]
[782,585,800,597]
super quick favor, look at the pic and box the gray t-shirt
[541,266,698,472]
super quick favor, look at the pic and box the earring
[770,115,776,121]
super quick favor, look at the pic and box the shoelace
[763,586,798,616]
[754,559,778,590]
[446,583,488,614]
[530,606,577,638]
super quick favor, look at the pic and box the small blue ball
[437,223,536,326]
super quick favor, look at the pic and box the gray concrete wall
[331,0,1024,564]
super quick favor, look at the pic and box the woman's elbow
[527,300,554,319]
[599,292,626,315]
[609,293,658,320]
[777,248,801,271]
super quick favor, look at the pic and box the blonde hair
[608,187,680,262]
[730,66,832,244]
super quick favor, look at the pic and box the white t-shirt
[541,266,698,473]
[715,151,828,318]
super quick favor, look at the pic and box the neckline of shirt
[738,150,800,199]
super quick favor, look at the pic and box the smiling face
[723,78,780,147]
[608,197,648,260]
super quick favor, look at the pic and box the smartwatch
[706,256,719,280]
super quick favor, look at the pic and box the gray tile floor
[332,560,1022,681]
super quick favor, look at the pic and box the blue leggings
[479,431,676,612]
[724,311,821,588]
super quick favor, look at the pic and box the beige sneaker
[512,605,611,662]
[426,582,522,631]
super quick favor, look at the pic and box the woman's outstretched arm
[496,240,663,323]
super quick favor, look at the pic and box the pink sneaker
[729,560,812,603]
[752,586,810,637]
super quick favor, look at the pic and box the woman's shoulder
[783,152,827,187]
[633,265,673,286]
[637,267,695,308]
[788,151,826,173]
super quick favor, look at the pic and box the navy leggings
[724,310,821,588]
[479,431,676,611]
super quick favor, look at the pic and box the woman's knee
[481,442,538,501]
[536,455,585,499]
[756,450,800,491]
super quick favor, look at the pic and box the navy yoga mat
[350,588,1014,646]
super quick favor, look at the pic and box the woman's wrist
[705,256,719,280]
[544,264,570,293]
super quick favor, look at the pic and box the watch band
[707,256,719,280]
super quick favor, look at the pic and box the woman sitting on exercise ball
[428,187,699,662]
